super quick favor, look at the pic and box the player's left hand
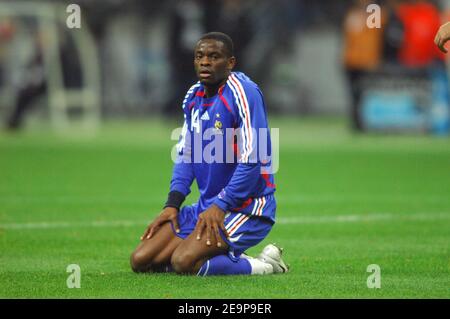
[196,204,229,247]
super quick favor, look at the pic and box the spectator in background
[0,19,15,93]
[386,0,449,135]
[6,27,82,130]
[396,0,445,68]
[164,0,207,117]
[342,0,385,131]
[205,0,253,75]
[382,0,404,65]
[6,28,46,130]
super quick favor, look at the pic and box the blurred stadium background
[0,0,449,131]
[0,0,449,298]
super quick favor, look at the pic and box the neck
[204,74,229,98]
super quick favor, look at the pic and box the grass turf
[0,117,449,298]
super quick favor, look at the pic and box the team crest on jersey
[214,120,223,134]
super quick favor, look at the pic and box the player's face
[194,39,235,86]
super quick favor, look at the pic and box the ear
[227,56,236,71]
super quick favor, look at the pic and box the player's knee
[171,251,195,274]
[130,250,153,273]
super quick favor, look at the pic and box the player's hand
[196,204,229,247]
[435,22,450,53]
[141,207,180,240]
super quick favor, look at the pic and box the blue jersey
[170,72,276,223]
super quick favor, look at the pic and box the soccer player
[435,22,450,53]
[130,32,288,276]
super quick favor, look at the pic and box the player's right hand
[140,207,180,240]
[435,22,450,53]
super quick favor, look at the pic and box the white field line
[0,220,145,230]
[0,212,449,230]
[0,196,161,204]
[277,213,450,224]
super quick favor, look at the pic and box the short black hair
[198,32,234,57]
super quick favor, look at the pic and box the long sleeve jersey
[170,72,276,223]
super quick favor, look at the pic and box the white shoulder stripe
[228,74,253,163]
[230,74,253,162]
[227,80,249,159]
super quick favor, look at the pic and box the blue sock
[197,254,251,276]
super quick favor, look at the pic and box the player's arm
[168,115,195,198]
[435,22,450,53]
[197,83,268,245]
[141,113,195,240]
[213,83,268,212]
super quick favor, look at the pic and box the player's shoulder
[227,72,262,98]
[228,72,260,90]
[182,81,202,110]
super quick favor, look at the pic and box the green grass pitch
[0,117,449,298]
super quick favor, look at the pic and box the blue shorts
[171,195,275,261]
